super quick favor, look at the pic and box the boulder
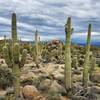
[71,96,88,100]
[91,73,100,83]
[38,79,51,91]
[22,85,39,99]
[49,80,66,94]
[92,86,100,94]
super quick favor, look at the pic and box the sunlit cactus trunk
[83,24,92,89]
[12,13,17,43]
[64,17,72,94]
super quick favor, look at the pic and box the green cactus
[2,13,20,98]
[4,35,6,44]
[89,53,96,80]
[2,44,12,67]
[64,17,72,95]
[35,29,39,66]
[83,24,92,89]
[13,43,20,64]
[12,43,20,98]
[2,43,20,98]
[12,13,17,43]
[21,49,27,67]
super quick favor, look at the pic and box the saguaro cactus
[83,24,92,89]
[35,29,39,66]
[2,13,20,98]
[2,44,12,67]
[21,49,27,67]
[89,53,96,80]
[12,13,17,43]
[64,17,72,94]
[4,35,6,44]
[12,43,20,98]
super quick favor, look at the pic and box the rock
[73,75,82,82]
[38,79,51,91]
[92,86,100,94]
[72,69,81,75]
[21,66,31,74]
[22,85,39,99]
[0,59,5,64]
[1,63,8,68]
[20,72,37,83]
[72,83,83,95]
[0,90,6,97]
[60,96,70,100]
[91,73,100,83]
[49,80,66,94]
[24,62,36,68]
[71,96,88,100]
[52,71,64,82]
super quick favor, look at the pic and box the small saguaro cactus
[2,44,12,67]
[64,17,72,95]
[21,49,28,67]
[83,24,92,89]
[35,29,39,66]
[12,13,17,43]
[4,35,6,44]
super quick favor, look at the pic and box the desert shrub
[0,65,13,89]
[47,91,61,100]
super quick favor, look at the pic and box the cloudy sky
[0,0,100,45]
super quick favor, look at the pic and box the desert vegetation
[0,13,100,100]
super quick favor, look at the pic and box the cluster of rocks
[0,43,100,100]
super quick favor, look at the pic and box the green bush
[0,65,13,89]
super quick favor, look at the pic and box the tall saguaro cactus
[3,13,20,98]
[83,24,92,89]
[12,13,17,43]
[64,17,72,94]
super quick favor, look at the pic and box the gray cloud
[0,0,100,43]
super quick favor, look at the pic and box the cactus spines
[21,49,27,66]
[12,13,17,43]
[83,24,92,89]
[64,17,72,94]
